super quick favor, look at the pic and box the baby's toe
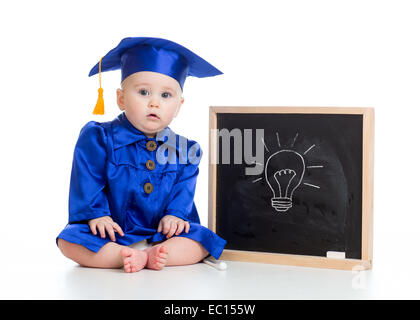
[124,263,131,273]
[159,246,168,254]
[156,257,167,264]
[121,247,132,258]
[123,255,131,264]
[158,252,168,260]
[158,246,168,258]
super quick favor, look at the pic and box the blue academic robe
[56,112,226,259]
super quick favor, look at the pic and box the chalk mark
[252,177,263,183]
[276,132,281,148]
[261,137,269,152]
[303,182,320,189]
[303,144,315,155]
[291,132,299,147]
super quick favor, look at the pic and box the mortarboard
[89,37,223,115]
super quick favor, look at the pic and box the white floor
[1,241,418,300]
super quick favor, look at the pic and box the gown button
[146,159,155,170]
[146,140,157,151]
[144,182,153,194]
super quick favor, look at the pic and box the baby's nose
[148,97,160,108]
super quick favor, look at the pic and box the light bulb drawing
[265,150,305,212]
[250,131,323,213]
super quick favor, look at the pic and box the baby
[56,37,226,273]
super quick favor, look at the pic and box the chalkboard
[208,107,374,270]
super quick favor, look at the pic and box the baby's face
[117,71,184,137]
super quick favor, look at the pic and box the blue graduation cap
[89,37,223,114]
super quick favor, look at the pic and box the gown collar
[112,112,176,150]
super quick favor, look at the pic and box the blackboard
[208,107,374,270]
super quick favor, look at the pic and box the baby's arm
[69,122,112,223]
[160,140,202,224]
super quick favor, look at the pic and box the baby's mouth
[147,113,160,120]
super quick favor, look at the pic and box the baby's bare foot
[120,247,148,273]
[145,245,168,270]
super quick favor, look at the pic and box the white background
[0,0,419,299]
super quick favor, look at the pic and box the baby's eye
[161,92,171,98]
[139,89,149,96]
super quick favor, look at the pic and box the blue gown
[56,112,226,259]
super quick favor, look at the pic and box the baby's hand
[157,215,190,239]
[88,216,124,241]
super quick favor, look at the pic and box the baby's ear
[174,97,184,118]
[116,88,125,111]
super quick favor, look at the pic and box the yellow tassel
[92,56,105,115]
[93,87,104,115]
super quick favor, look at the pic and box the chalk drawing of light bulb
[250,131,323,213]
[265,150,305,212]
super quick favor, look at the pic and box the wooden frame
[208,106,374,270]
